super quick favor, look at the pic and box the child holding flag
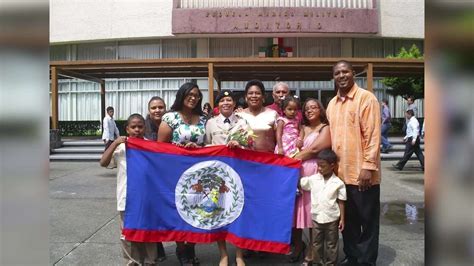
[100,114,158,265]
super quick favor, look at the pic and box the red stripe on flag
[122,229,290,254]
[126,137,301,169]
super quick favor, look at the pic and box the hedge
[57,120,128,137]
[389,117,424,135]
[54,118,423,137]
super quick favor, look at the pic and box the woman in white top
[204,89,250,266]
[238,80,278,153]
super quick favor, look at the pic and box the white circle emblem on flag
[175,160,245,230]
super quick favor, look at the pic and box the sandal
[301,259,313,266]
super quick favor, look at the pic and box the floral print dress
[274,116,300,156]
[162,112,207,145]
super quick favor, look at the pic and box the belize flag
[123,137,301,254]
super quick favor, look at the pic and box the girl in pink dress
[275,96,301,156]
[291,98,331,265]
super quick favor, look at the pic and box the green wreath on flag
[178,166,242,229]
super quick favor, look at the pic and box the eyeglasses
[186,93,201,100]
[305,106,320,111]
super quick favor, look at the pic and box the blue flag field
[123,138,300,254]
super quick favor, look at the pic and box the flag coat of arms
[123,138,301,254]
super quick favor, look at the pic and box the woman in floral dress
[158,82,206,148]
[158,82,207,265]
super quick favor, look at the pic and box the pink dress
[294,131,319,228]
[274,116,299,156]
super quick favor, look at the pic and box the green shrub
[58,121,101,136]
[58,120,128,137]
[389,117,424,135]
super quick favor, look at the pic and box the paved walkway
[50,161,424,265]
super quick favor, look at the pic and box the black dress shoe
[340,257,358,266]
[392,163,402,170]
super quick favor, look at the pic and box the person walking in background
[406,96,418,117]
[381,99,392,153]
[393,109,425,171]
[326,60,381,265]
[402,96,418,134]
[102,106,120,151]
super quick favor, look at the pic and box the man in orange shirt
[326,61,381,266]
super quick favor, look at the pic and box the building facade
[50,0,424,120]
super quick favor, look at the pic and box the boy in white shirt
[300,149,346,266]
[100,114,158,265]
[102,106,120,151]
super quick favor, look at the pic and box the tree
[382,45,424,99]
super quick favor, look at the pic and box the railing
[179,0,375,9]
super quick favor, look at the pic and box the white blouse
[238,108,278,152]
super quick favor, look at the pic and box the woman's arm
[275,120,285,155]
[294,125,331,161]
[157,122,173,143]
[296,125,305,149]
[204,119,212,146]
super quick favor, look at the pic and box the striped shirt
[326,84,381,186]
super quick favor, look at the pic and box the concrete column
[341,38,353,57]
[366,63,374,93]
[100,81,106,128]
[208,63,215,108]
[196,38,209,58]
[51,67,59,130]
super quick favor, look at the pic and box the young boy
[300,149,346,265]
[100,113,158,265]
[102,106,120,151]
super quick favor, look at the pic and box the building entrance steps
[50,137,424,161]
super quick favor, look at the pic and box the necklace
[180,112,193,124]
[248,106,264,116]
